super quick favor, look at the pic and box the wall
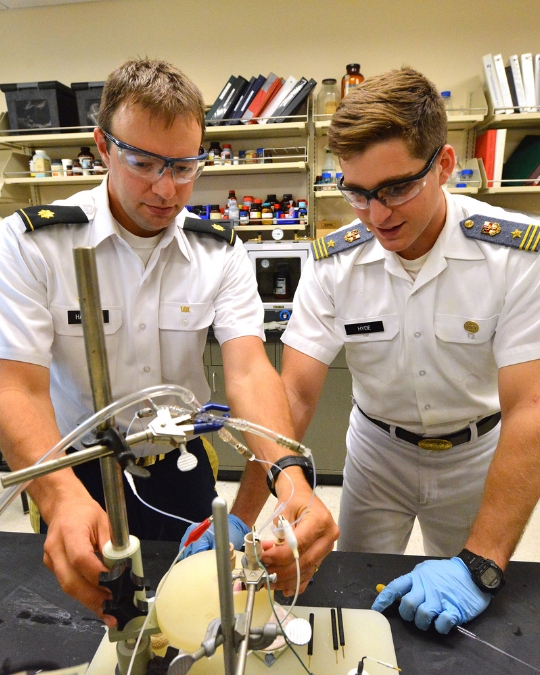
[0,0,539,110]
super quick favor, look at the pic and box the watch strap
[266,455,315,497]
[457,548,505,594]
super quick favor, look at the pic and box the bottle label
[274,278,287,294]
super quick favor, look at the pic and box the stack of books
[476,130,540,187]
[482,53,540,114]
[205,73,317,126]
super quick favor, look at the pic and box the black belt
[358,407,501,450]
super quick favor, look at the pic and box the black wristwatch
[266,455,315,497]
[457,548,505,594]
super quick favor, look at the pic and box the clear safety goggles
[102,129,207,184]
[337,146,442,210]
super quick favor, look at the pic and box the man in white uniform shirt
[281,67,540,632]
[0,59,338,626]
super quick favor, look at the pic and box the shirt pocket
[159,301,215,381]
[434,313,499,382]
[336,314,400,384]
[50,304,122,386]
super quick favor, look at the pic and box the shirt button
[414,332,421,338]
[419,370,426,376]
[425,404,431,410]
[143,366,151,373]
[182,319,189,326]
[139,323,146,330]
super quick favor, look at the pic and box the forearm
[465,409,540,569]
[229,460,269,527]
[0,369,86,522]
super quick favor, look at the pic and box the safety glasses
[338,146,442,210]
[101,129,207,184]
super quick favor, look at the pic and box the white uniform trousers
[337,405,501,557]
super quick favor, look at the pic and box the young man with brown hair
[0,58,338,626]
[281,66,540,633]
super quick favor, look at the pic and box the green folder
[502,135,540,186]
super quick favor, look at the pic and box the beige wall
[0,0,539,111]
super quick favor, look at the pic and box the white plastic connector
[278,516,299,559]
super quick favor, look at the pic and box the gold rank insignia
[17,205,90,232]
[460,214,540,253]
[311,222,373,260]
[481,221,501,236]
[212,224,225,231]
[344,229,360,242]
[180,306,190,313]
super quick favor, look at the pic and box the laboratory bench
[1,532,538,674]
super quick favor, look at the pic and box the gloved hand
[371,557,493,634]
[179,514,250,560]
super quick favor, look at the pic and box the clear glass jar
[317,78,340,116]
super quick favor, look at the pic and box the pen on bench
[337,605,345,658]
[331,607,339,663]
[308,612,315,669]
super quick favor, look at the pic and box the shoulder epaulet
[183,216,236,246]
[17,205,89,233]
[311,222,373,260]
[460,214,540,252]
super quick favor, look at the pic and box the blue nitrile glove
[179,514,250,560]
[371,557,493,634]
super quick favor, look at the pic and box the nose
[152,167,177,200]
[366,197,393,225]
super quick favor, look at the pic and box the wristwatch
[457,548,505,594]
[266,455,315,497]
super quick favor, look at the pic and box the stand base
[87,607,396,675]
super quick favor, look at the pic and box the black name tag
[345,320,384,335]
[68,310,110,324]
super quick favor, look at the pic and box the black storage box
[0,80,79,133]
[71,81,105,128]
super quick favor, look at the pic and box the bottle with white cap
[32,149,51,178]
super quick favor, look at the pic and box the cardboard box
[0,81,79,133]
[71,81,105,128]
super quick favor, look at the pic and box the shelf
[205,120,307,140]
[481,186,540,194]
[0,131,96,151]
[202,161,307,176]
[233,223,306,231]
[477,112,540,131]
[4,174,106,186]
[447,186,480,194]
[314,189,340,198]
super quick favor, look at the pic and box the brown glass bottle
[341,63,365,98]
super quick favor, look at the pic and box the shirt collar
[87,176,192,260]
[352,188,485,267]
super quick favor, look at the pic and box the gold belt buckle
[418,438,453,451]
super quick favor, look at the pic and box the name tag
[68,309,110,325]
[345,320,384,335]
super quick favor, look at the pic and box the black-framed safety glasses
[337,146,442,210]
[101,129,208,184]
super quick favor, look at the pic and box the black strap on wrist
[266,455,315,497]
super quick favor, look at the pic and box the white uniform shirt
[0,179,264,442]
[283,190,540,435]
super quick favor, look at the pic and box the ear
[94,128,111,169]
[437,144,455,186]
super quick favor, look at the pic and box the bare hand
[42,493,116,627]
[260,484,339,596]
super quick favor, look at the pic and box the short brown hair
[98,58,205,136]
[327,66,447,160]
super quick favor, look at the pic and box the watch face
[479,564,502,589]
